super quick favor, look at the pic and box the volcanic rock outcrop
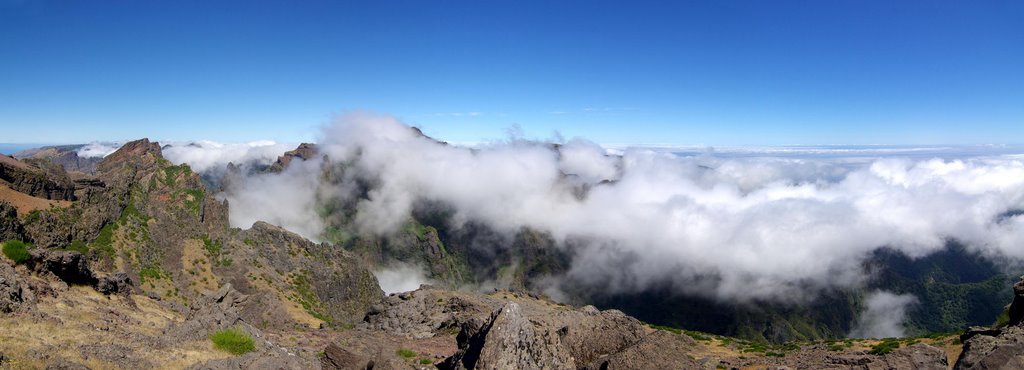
[0,154,76,201]
[954,276,1024,369]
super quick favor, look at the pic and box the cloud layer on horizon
[162,140,295,173]
[189,113,1024,305]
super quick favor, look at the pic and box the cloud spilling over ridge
[374,264,434,294]
[77,142,124,158]
[217,113,1024,303]
[849,291,918,338]
[162,140,294,172]
[223,157,325,239]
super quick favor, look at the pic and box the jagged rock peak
[98,138,162,165]
[268,143,319,172]
[411,126,448,145]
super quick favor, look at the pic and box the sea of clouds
[87,113,1024,336]
[199,114,1024,304]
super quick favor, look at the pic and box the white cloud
[373,264,434,294]
[217,112,1024,303]
[849,291,918,338]
[162,140,295,173]
[220,157,325,240]
[77,142,124,158]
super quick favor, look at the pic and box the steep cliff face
[0,154,76,201]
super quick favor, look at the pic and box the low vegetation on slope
[209,327,256,355]
[2,240,31,264]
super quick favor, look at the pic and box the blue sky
[1,0,1021,146]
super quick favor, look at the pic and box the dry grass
[0,184,73,215]
[0,285,232,369]
[180,238,221,293]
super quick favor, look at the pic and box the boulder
[321,343,374,370]
[554,306,647,365]
[30,250,96,285]
[94,272,133,296]
[443,302,576,370]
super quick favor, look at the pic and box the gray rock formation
[363,286,494,339]
[0,262,35,313]
[29,249,96,285]
[321,343,374,370]
[445,302,575,370]
[0,202,23,242]
[94,272,133,296]
[955,276,1024,369]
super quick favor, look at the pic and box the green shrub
[396,348,417,358]
[2,240,32,264]
[419,358,433,364]
[209,327,255,355]
[66,240,90,254]
[869,338,901,355]
[202,236,222,256]
[139,265,166,284]
[91,222,117,258]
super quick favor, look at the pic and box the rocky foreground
[1,140,1022,369]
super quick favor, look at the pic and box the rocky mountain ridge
[0,138,1019,369]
